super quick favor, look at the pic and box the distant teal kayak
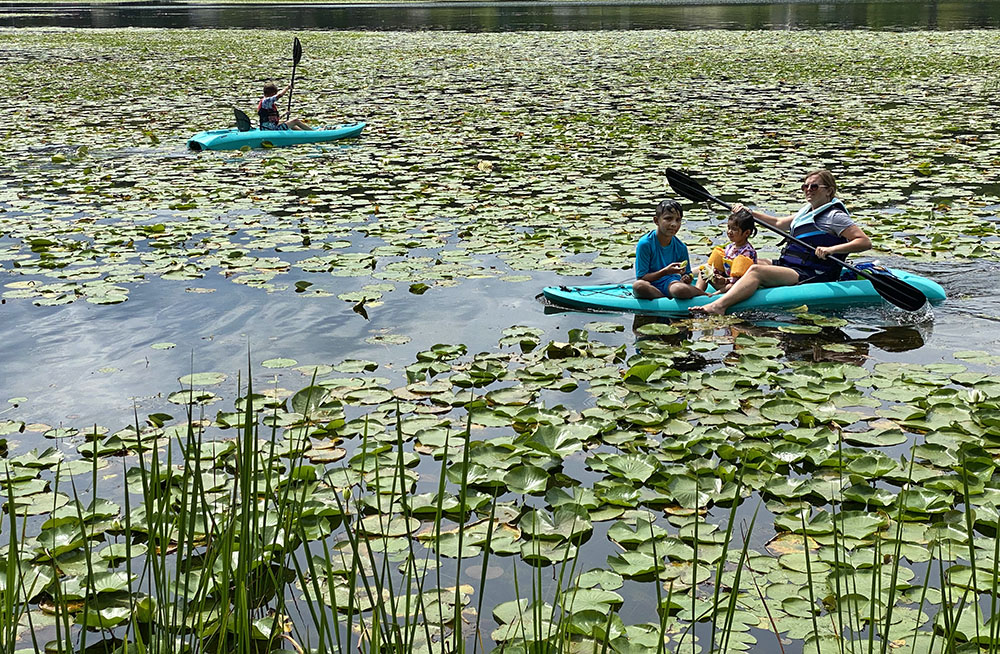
[542,269,946,317]
[188,122,365,151]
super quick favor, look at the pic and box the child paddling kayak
[258,82,312,131]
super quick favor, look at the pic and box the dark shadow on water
[3,1,1000,31]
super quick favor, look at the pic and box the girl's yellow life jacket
[707,246,753,278]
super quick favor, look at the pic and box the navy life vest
[777,199,850,278]
[257,96,281,126]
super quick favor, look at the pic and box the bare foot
[689,301,726,316]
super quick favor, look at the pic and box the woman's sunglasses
[801,183,829,191]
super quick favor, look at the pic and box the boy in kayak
[258,82,313,131]
[695,208,759,294]
[632,200,706,300]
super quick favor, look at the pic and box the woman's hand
[815,246,832,259]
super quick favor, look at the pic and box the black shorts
[774,260,841,284]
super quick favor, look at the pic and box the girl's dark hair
[655,199,683,218]
[729,209,757,237]
[263,82,279,97]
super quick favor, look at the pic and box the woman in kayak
[258,82,312,131]
[690,169,872,315]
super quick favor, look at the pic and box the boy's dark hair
[730,208,757,237]
[263,82,279,97]
[655,199,683,218]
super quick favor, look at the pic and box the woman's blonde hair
[804,169,837,196]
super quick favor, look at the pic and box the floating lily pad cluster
[2,323,1000,651]
[2,29,999,308]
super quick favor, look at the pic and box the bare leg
[667,281,707,299]
[694,269,708,292]
[689,264,800,315]
[633,280,665,299]
[284,118,313,131]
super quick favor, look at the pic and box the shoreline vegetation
[0,0,953,8]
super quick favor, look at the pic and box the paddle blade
[858,270,927,312]
[293,37,302,64]
[665,168,730,210]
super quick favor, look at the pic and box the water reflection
[3,1,1000,31]
[628,312,929,371]
[858,325,928,353]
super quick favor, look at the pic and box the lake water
[2,17,999,654]
[3,0,1000,31]
[1,255,995,450]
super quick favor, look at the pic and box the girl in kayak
[258,83,313,131]
[632,200,707,300]
[690,169,872,315]
[695,208,759,295]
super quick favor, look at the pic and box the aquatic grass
[798,508,822,654]
[715,497,762,654]
[708,468,746,654]
[1,475,36,654]
[303,410,477,654]
[64,374,323,654]
[6,332,1000,652]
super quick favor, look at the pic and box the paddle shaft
[664,167,928,311]
[285,38,302,120]
[683,186,877,283]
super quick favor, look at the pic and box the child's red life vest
[257,97,281,126]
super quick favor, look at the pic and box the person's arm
[273,84,290,99]
[815,225,872,259]
[639,261,686,283]
[731,203,795,231]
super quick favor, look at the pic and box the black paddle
[664,167,928,312]
[285,37,303,121]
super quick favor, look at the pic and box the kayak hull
[188,122,366,151]
[542,269,946,317]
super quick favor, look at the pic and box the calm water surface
[0,256,994,439]
[2,10,999,648]
[3,0,1000,30]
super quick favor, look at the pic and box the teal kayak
[188,122,365,151]
[542,269,946,317]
